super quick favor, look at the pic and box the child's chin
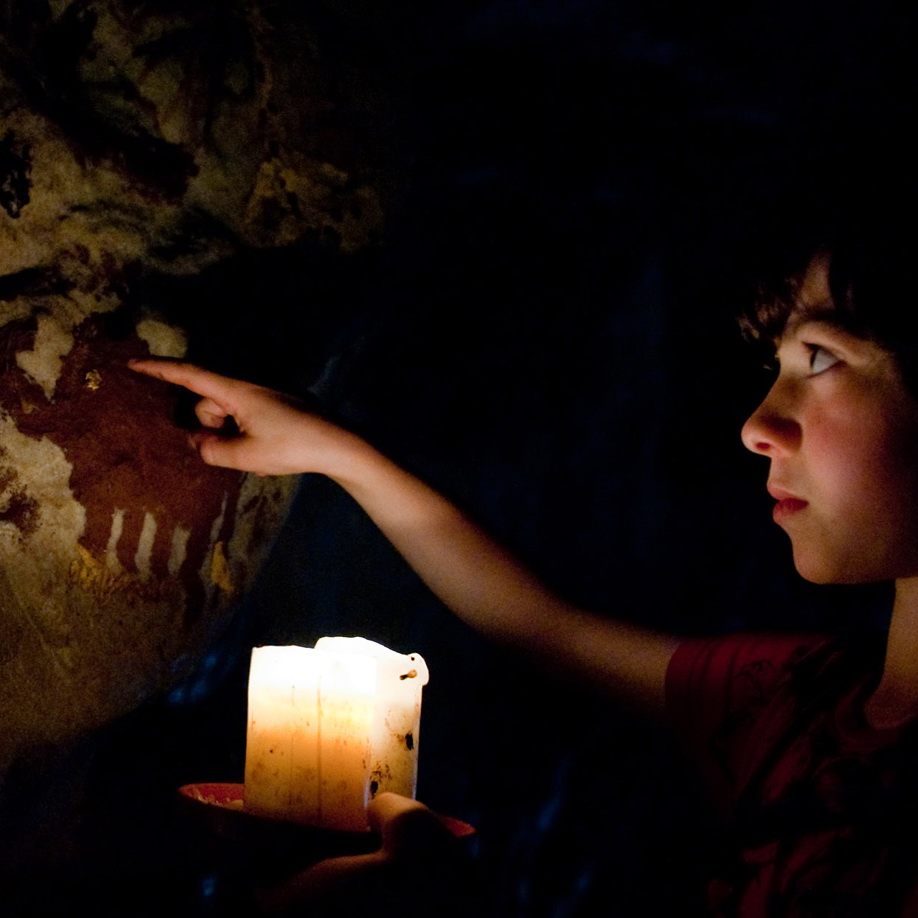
[793,552,886,586]
[791,550,849,586]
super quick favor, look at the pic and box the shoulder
[663,633,839,802]
[665,631,886,807]
[665,632,836,717]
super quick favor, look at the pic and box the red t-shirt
[666,633,918,916]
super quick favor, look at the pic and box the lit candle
[244,638,429,831]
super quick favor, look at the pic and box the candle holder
[177,782,379,890]
[178,639,472,913]
[177,782,476,917]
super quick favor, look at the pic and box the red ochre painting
[0,306,298,764]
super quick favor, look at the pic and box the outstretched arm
[129,359,679,714]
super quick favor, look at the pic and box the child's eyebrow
[779,305,862,345]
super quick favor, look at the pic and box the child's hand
[128,359,356,478]
[255,793,475,916]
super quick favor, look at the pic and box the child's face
[741,259,918,584]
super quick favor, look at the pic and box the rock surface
[0,0,389,769]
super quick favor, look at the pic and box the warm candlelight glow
[244,638,428,831]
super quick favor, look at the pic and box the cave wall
[0,1,399,892]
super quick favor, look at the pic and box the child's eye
[807,345,840,375]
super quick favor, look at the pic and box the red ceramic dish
[178,781,476,837]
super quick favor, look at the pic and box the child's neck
[865,577,918,730]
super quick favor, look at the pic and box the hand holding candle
[244,638,429,832]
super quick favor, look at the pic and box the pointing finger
[128,359,245,408]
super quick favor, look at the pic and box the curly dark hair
[738,193,918,393]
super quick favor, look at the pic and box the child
[130,229,918,915]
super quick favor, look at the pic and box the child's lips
[767,484,808,523]
[772,497,808,523]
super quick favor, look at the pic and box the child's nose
[741,385,800,456]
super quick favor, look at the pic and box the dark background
[11,2,914,915]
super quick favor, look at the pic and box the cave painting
[0,306,298,766]
[0,312,243,618]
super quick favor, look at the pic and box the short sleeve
[665,633,832,811]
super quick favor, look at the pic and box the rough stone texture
[0,0,389,771]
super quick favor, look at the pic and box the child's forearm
[327,440,678,714]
